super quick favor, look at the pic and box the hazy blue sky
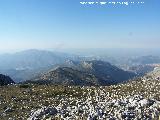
[0,0,160,53]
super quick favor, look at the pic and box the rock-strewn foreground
[0,72,160,120]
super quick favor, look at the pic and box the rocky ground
[0,72,160,120]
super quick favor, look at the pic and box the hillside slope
[0,74,15,86]
[27,60,136,86]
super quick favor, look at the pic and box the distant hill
[130,55,160,65]
[61,60,136,83]
[128,65,155,76]
[26,60,136,86]
[0,49,73,70]
[0,74,15,86]
[0,49,78,82]
[27,67,98,86]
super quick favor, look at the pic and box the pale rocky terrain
[0,67,160,120]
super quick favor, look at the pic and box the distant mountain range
[128,65,155,76]
[0,49,79,82]
[0,74,15,86]
[0,49,74,70]
[26,60,136,86]
[0,49,159,83]
[129,55,160,65]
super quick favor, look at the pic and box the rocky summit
[0,68,160,119]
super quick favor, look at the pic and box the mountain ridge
[26,60,136,86]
